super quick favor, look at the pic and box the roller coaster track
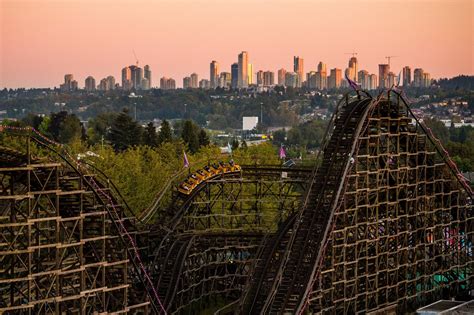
[1,89,472,314]
[241,91,473,314]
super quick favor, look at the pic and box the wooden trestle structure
[0,90,472,314]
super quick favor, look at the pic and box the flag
[227,142,232,154]
[345,73,359,90]
[183,150,189,168]
[279,145,286,159]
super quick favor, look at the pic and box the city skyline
[1,0,473,88]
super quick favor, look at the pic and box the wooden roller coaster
[0,90,472,314]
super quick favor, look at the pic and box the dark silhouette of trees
[107,110,143,151]
[143,122,158,147]
[181,120,200,153]
[157,120,173,145]
[198,129,210,147]
[48,111,82,144]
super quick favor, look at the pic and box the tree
[158,120,173,145]
[107,110,143,151]
[143,122,158,147]
[48,111,82,144]
[181,120,199,153]
[272,129,286,145]
[231,139,239,151]
[198,129,210,147]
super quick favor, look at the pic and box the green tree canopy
[107,110,143,151]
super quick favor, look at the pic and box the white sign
[243,116,259,130]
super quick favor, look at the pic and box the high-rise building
[402,66,411,86]
[210,60,219,88]
[122,67,132,90]
[190,73,199,88]
[106,76,115,90]
[60,74,78,92]
[328,68,342,89]
[183,77,191,89]
[231,63,239,89]
[144,65,152,88]
[307,71,317,89]
[131,66,143,90]
[238,51,248,88]
[263,71,274,86]
[160,77,176,90]
[199,79,210,89]
[316,62,327,90]
[256,70,264,86]
[358,70,369,90]
[422,72,431,87]
[85,76,96,92]
[413,68,424,87]
[141,78,150,90]
[293,56,304,87]
[345,57,358,82]
[278,69,287,86]
[247,63,253,85]
[219,72,231,88]
[98,78,107,91]
[378,64,390,89]
[285,72,299,88]
[387,72,396,87]
[368,74,378,90]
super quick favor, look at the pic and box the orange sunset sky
[0,0,473,88]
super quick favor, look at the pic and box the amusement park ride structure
[0,90,472,314]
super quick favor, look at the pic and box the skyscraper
[85,76,96,92]
[368,74,378,90]
[317,62,327,90]
[122,67,132,90]
[263,71,274,86]
[131,66,143,90]
[307,71,317,89]
[60,74,78,91]
[278,69,287,86]
[387,72,396,87]
[190,73,199,88]
[219,72,231,88]
[345,57,358,82]
[247,63,253,85]
[199,79,210,89]
[231,63,239,89]
[413,68,424,87]
[210,60,219,88]
[106,76,115,90]
[293,56,304,87]
[402,66,411,86]
[144,65,152,88]
[183,76,192,89]
[285,72,299,88]
[257,70,264,86]
[358,70,369,90]
[378,64,390,89]
[238,51,248,88]
[160,77,176,90]
[422,72,431,87]
[328,68,342,89]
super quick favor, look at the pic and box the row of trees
[18,110,210,153]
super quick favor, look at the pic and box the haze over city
[1,0,472,88]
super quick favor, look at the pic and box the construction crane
[385,55,398,67]
[133,50,139,66]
